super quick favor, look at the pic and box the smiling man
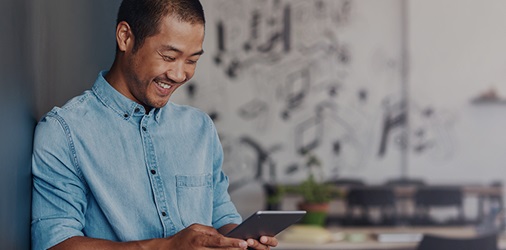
[31,0,278,249]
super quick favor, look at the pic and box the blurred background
[3,0,506,248]
[1,0,35,249]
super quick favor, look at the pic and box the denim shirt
[31,71,242,250]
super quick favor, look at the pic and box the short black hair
[117,0,205,53]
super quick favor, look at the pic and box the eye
[157,50,176,62]
[187,56,201,65]
[162,55,175,62]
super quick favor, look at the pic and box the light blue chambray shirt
[31,71,242,250]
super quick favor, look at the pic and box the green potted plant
[294,150,334,226]
[263,150,337,226]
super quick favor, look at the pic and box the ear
[116,21,133,52]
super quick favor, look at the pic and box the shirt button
[123,114,129,118]
[150,169,156,175]
[161,211,167,216]
[134,108,140,113]
[142,127,147,131]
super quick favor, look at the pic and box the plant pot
[298,202,330,227]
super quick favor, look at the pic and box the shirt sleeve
[31,113,87,250]
[209,121,242,229]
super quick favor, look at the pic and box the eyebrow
[159,45,204,57]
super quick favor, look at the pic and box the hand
[245,236,278,250]
[166,224,248,249]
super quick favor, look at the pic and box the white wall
[408,0,506,184]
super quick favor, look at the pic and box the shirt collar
[92,70,162,123]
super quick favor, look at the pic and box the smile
[154,80,172,90]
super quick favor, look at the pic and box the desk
[276,226,505,250]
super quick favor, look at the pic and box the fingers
[177,224,248,249]
[260,236,278,247]
[246,236,278,250]
[196,231,248,249]
[203,235,247,249]
[246,239,268,250]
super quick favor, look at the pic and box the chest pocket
[176,174,213,227]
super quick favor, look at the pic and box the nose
[167,62,186,84]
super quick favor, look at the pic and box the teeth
[156,81,171,89]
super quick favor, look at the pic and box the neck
[105,57,153,113]
[104,58,121,88]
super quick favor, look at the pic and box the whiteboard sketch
[172,0,423,190]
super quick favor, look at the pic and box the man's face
[121,15,204,110]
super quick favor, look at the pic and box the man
[31,0,278,249]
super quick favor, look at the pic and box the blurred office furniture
[262,181,503,227]
[476,208,504,236]
[325,178,366,225]
[384,178,426,223]
[344,186,398,226]
[416,233,498,250]
[478,182,505,227]
[412,186,465,225]
[475,183,505,235]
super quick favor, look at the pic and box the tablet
[226,210,306,240]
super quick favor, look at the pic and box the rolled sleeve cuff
[31,218,84,250]
[212,203,242,230]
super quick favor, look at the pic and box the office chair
[417,233,498,250]
[344,186,398,226]
[413,186,465,225]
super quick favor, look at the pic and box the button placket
[140,116,173,236]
